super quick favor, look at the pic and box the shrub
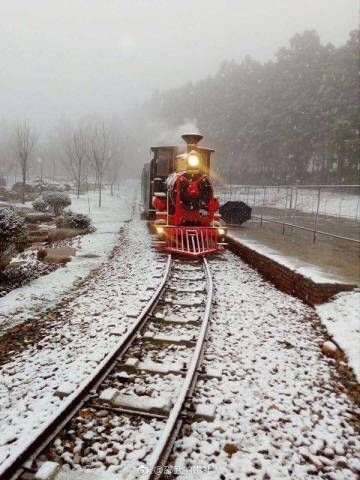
[0,207,25,255]
[12,182,35,193]
[57,211,93,231]
[43,192,71,216]
[37,248,47,261]
[44,183,65,192]
[32,197,48,212]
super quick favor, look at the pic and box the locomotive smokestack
[181,133,203,149]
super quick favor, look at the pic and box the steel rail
[0,255,172,480]
[147,257,213,480]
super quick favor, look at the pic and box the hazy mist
[1,0,357,130]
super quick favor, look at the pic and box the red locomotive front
[147,134,226,256]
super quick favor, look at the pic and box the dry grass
[48,228,85,243]
[44,246,77,264]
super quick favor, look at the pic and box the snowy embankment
[0,203,166,471]
[0,182,135,332]
[172,251,360,479]
[317,290,360,382]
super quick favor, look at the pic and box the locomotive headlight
[187,152,200,168]
[217,227,226,236]
[156,226,165,235]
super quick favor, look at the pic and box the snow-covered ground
[0,183,135,332]
[0,208,166,472]
[227,233,360,380]
[317,290,360,382]
[0,184,358,479]
[228,232,360,380]
[172,251,360,479]
[217,186,360,220]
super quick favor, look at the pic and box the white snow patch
[35,461,60,480]
[0,182,136,331]
[56,468,122,480]
[317,289,360,381]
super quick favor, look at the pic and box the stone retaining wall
[226,236,356,306]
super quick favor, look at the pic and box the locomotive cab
[141,146,177,220]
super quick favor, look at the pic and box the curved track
[1,255,213,480]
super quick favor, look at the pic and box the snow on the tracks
[0,182,136,332]
[0,208,166,471]
[317,289,360,382]
[172,251,359,480]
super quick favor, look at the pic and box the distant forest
[144,30,359,185]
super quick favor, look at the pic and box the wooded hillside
[145,30,359,185]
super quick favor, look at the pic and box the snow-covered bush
[32,197,48,212]
[57,211,93,231]
[0,207,25,255]
[43,192,71,216]
[0,250,57,297]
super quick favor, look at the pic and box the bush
[43,192,71,216]
[0,207,25,255]
[57,211,93,231]
[32,197,48,212]
[12,182,35,193]
[44,183,65,192]
[37,248,47,261]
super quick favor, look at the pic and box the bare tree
[12,121,37,203]
[86,121,111,207]
[107,135,123,196]
[108,156,122,197]
[0,121,12,184]
[63,124,88,198]
[106,116,126,196]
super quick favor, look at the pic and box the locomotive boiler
[141,134,226,256]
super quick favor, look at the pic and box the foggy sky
[0,0,357,129]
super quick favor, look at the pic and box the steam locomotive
[141,134,226,256]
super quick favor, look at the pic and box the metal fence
[215,184,360,244]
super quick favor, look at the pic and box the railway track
[1,255,214,480]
